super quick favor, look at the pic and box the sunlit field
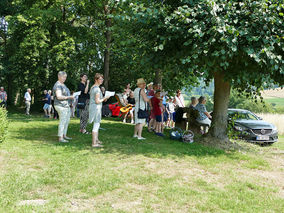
[257,113,284,135]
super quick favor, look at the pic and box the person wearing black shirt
[78,74,90,134]
[42,90,51,118]
[123,91,135,124]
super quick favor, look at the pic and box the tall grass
[257,113,284,135]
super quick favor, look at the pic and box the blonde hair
[94,73,103,81]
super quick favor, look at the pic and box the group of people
[52,72,109,147]
[2,73,212,146]
[132,79,212,139]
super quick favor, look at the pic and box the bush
[0,107,8,143]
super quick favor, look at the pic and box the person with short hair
[89,73,110,147]
[42,90,51,118]
[0,87,7,108]
[195,96,212,127]
[24,88,32,115]
[152,90,164,136]
[189,97,198,109]
[78,73,90,134]
[166,97,175,128]
[53,71,74,143]
[133,78,150,140]
[123,91,135,124]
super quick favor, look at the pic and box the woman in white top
[174,89,185,108]
[24,88,32,115]
[88,73,110,147]
[133,78,150,140]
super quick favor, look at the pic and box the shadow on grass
[8,114,227,158]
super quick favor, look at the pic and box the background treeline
[183,81,284,113]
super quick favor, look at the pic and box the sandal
[92,144,104,148]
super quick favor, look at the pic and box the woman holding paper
[52,71,74,143]
[89,73,110,147]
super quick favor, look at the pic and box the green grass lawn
[1,113,284,212]
[264,97,284,108]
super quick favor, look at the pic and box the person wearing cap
[133,78,150,140]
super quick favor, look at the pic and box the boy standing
[166,97,175,128]
[152,90,164,137]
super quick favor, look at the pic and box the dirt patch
[18,199,47,206]
[199,136,246,151]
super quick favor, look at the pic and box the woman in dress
[133,78,150,140]
[88,73,110,147]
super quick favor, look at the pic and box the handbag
[77,97,86,109]
[137,89,148,119]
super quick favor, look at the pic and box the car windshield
[228,111,259,120]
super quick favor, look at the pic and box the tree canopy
[1,0,283,140]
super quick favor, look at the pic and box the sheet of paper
[160,91,168,97]
[73,91,81,97]
[105,91,115,97]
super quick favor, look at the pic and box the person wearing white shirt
[174,89,185,108]
[24,88,32,115]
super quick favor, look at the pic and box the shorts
[43,104,51,110]
[169,113,174,120]
[156,115,162,122]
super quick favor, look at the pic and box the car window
[228,111,258,120]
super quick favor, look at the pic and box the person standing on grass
[24,88,32,115]
[89,73,110,148]
[166,97,175,128]
[152,90,164,137]
[174,89,185,108]
[133,78,150,140]
[53,71,74,143]
[148,84,158,132]
[42,90,51,118]
[0,87,7,108]
[78,73,90,134]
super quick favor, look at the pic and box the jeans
[54,105,71,137]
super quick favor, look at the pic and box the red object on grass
[108,102,121,117]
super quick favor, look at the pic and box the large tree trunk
[154,69,163,86]
[103,4,111,90]
[209,72,231,140]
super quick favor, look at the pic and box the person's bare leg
[92,131,97,146]
[134,124,139,137]
[130,111,134,124]
[137,124,143,138]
